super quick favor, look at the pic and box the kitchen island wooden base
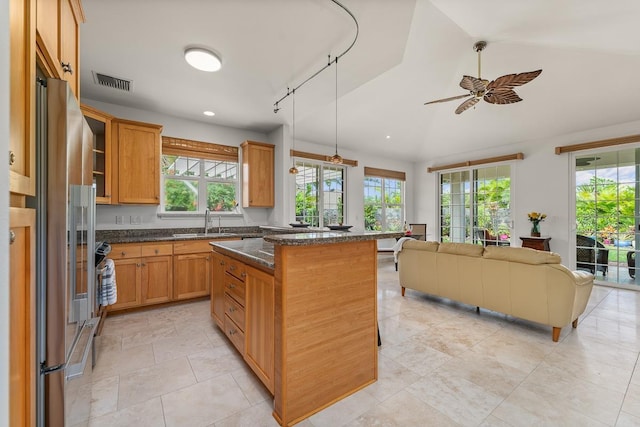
[273,240,378,425]
[211,235,385,426]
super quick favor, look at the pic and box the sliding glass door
[439,165,512,245]
[575,149,640,287]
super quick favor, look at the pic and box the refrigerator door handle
[40,363,66,375]
[65,317,99,380]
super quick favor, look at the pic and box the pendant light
[289,88,299,174]
[329,56,343,164]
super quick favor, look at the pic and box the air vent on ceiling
[92,71,133,92]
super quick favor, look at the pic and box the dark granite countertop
[210,238,275,270]
[96,226,320,244]
[264,231,404,246]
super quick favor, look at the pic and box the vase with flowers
[527,212,547,237]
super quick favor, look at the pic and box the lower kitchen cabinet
[244,265,275,392]
[173,252,210,300]
[211,250,275,393]
[108,242,173,311]
[211,251,227,327]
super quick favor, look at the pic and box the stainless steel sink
[172,233,236,238]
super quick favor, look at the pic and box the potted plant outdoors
[527,212,547,237]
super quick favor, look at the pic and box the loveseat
[397,240,594,341]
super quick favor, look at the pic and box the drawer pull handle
[229,265,236,271]
[155,249,159,254]
[121,251,126,256]
[9,230,16,245]
[240,272,246,278]
[228,284,235,289]
[228,307,235,313]
[9,150,15,166]
[61,62,73,74]
[229,329,236,335]
[136,263,141,267]
[220,261,225,265]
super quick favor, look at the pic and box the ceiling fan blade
[486,69,542,90]
[459,75,487,93]
[424,94,470,105]
[455,97,480,114]
[484,89,522,105]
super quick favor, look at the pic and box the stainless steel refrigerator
[35,77,99,426]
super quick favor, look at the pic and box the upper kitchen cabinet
[112,118,163,204]
[36,0,84,98]
[9,0,36,197]
[81,104,113,204]
[241,141,274,208]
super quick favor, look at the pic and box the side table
[520,236,551,251]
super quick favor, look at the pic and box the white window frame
[160,154,240,215]
[363,175,405,231]
[293,159,347,228]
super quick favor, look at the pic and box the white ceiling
[80,0,640,163]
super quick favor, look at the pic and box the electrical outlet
[130,215,142,225]
[115,215,124,225]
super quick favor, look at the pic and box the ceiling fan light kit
[424,41,542,114]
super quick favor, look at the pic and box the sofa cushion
[437,242,484,257]
[483,245,562,265]
[401,240,439,252]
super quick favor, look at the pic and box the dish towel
[392,237,414,263]
[100,258,117,306]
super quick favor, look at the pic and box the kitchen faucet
[204,208,211,235]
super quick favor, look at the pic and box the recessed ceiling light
[386,135,391,139]
[184,48,222,72]
[203,111,215,117]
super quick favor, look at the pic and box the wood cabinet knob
[154,249,159,254]
[228,283,235,289]
[121,251,126,256]
[228,306,235,313]
[229,265,236,271]
[136,263,141,267]
[9,230,16,245]
[241,272,246,278]
[9,150,15,166]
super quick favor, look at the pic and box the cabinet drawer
[110,244,141,259]
[173,240,213,255]
[225,258,246,281]
[141,243,173,257]
[224,294,245,331]
[224,274,245,306]
[224,314,245,354]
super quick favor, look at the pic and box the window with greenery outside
[294,161,345,227]
[162,154,238,212]
[364,176,403,231]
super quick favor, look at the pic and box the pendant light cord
[273,0,359,112]
[335,56,338,155]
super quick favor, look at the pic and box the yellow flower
[527,212,546,222]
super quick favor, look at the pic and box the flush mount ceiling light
[184,48,222,72]
[203,111,215,116]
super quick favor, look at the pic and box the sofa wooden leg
[552,327,561,342]
[572,318,578,328]
[476,306,480,313]
[401,287,405,296]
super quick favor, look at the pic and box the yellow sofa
[397,240,594,341]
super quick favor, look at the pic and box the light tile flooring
[89,258,640,426]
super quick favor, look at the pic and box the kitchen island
[210,231,402,426]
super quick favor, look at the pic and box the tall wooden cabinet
[112,119,163,204]
[10,0,36,197]
[241,141,275,208]
[81,104,113,204]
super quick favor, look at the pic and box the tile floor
[88,257,640,426]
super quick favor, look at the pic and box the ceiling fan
[424,41,542,114]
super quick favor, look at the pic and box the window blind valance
[364,167,405,181]
[427,152,524,173]
[555,134,640,154]
[162,136,238,162]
